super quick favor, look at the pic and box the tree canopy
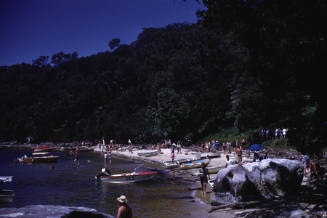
[0,1,326,153]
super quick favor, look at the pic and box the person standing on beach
[116,195,132,218]
[200,162,209,196]
[236,146,242,164]
[171,149,175,161]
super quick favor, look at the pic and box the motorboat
[179,158,210,170]
[17,155,59,164]
[33,145,53,152]
[137,150,160,157]
[32,152,49,156]
[95,168,158,183]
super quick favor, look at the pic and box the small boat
[137,150,160,157]
[96,171,158,183]
[0,176,14,203]
[33,145,53,152]
[162,160,179,169]
[17,155,59,164]
[0,177,12,183]
[32,152,49,156]
[196,152,221,159]
[179,159,210,170]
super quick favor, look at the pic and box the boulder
[213,159,303,199]
[0,205,114,218]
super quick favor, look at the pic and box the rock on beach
[213,159,303,200]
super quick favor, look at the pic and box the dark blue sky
[0,0,204,66]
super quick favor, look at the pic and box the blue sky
[0,0,204,66]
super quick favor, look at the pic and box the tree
[109,38,120,50]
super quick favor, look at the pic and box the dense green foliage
[0,0,326,153]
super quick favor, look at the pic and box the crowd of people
[258,127,288,139]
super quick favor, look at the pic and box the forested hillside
[1,0,326,154]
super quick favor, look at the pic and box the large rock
[0,205,114,218]
[213,159,303,200]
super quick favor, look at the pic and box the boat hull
[100,171,158,183]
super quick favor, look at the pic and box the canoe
[196,152,221,159]
[179,159,210,170]
[17,155,59,164]
[0,189,15,203]
[162,160,179,169]
[137,150,160,157]
[98,171,158,183]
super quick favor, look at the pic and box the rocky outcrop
[0,205,114,218]
[213,159,303,200]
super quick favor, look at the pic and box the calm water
[0,148,209,218]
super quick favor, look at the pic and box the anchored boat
[17,155,59,164]
[0,176,14,203]
[96,168,158,183]
[33,145,53,153]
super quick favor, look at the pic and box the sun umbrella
[249,144,264,152]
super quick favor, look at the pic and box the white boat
[0,176,14,203]
[0,176,12,183]
[98,171,158,183]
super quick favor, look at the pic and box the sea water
[0,147,209,217]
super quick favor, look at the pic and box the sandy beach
[93,145,241,217]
